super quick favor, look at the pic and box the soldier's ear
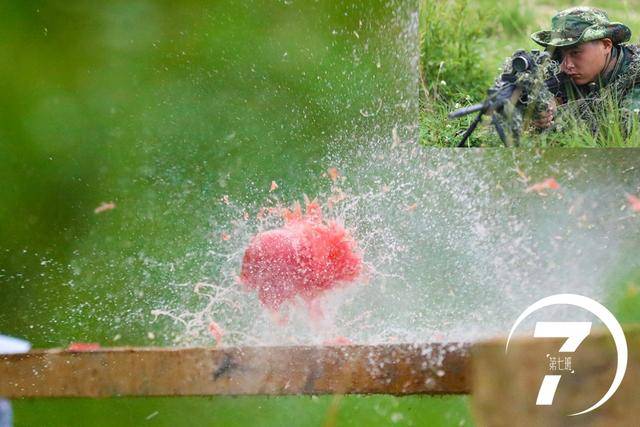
[601,38,613,52]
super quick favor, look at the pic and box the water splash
[147,2,640,349]
[151,141,640,347]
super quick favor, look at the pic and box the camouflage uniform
[531,7,640,130]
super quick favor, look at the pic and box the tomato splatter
[323,336,353,346]
[208,321,225,345]
[525,177,560,194]
[94,202,116,214]
[627,194,640,212]
[67,342,101,352]
[240,201,362,312]
[327,167,340,182]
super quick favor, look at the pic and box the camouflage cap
[531,7,631,48]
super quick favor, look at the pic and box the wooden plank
[471,325,640,427]
[0,343,470,398]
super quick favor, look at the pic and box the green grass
[420,0,640,146]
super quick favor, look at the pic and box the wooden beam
[0,343,470,398]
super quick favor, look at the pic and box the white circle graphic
[505,293,628,416]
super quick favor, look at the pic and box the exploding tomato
[240,201,362,312]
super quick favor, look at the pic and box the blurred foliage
[13,395,473,427]
[0,0,405,344]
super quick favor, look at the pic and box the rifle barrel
[448,102,485,119]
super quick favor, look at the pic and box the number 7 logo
[506,294,627,416]
[533,321,591,405]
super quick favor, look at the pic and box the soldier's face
[558,40,613,85]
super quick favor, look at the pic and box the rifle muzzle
[448,102,485,119]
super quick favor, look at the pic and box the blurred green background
[0,1,477,426]
[0,0,414,345]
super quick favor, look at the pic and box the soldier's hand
[533,98,557,129]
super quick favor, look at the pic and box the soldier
[530,7,640,130]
